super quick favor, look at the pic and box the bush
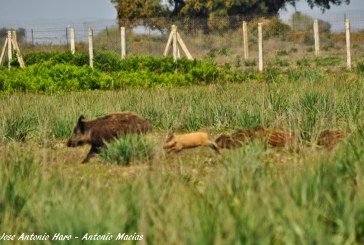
[0,62,113,93]
[0,55,223,92]
[357,60,364,74]
[315,56,342,67]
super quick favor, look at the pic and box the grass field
[1,70,364,244]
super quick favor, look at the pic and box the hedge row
[1,52,262,93]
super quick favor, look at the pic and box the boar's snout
[67,140,75,147]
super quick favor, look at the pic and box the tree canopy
[110,0,350,29]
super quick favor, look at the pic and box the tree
[111,0,349,30]
[110,0,168,27]
[0,28,26,42]
[291,12,331,32]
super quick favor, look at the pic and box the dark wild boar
[67,112,152,163]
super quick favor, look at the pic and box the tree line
[110,0,349,30]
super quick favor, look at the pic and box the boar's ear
[77,115,86,133]
[78,115,85,122]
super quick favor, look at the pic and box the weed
[276,49,289,56]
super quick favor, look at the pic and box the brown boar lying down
[67,112,152,163]
[163,132,220,154]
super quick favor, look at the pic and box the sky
[0,0,363,31]
[0,0,117,22]
[0,0,363,21]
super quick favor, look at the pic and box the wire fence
[1,12,364,68]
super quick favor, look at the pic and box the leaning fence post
[7,31,12,70]
[11,31,25,68]
[345,18,351,71]
[120,27,126,59]
[172,25,178,62]
[313,19,320,56]
[242,21,249,60]
[88,27,94,68]
[69,27,75,54]
[258,23,263,72]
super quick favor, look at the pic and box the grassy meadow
[1,69,364,244]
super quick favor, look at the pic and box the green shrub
[0,55,223,92]
[306,47,314,53]
[99,135,154,165]
[276,49,289,56]
[357,60,364,74]
[315,56,342,67]
[24,51,89,66]
[94,51,122,72]
[23,52,56,65]
[0,62,113,93]
[296,57,310,67]
[244,59,256,67]
[273,57,290,67]
[290,47,298,53]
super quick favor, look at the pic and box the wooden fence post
[242,21,249,60]
[172,25,177,62]
[313,19,320,56]
[120,27,126,59]
[7,31,12,69]
[345,18,351,71]
[69,28,75,54]
[258,23,263,72]
[88,27,94,68]
[11,31,25,68]
[0,38,8,67]
[31,29,34,45]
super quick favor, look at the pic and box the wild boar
[317,130,344,148]
[163,132,220,154]
[215,129,253,149]
[251,125,296,148]
[231,129,252,142]
[215,133,238,149]
[67,112,152,163]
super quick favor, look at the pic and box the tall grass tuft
[51,117,74,139]
[3,113,37,142]
[99,135,155,165]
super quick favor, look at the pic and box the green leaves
[0,61,112,93]
[0,52,222,92]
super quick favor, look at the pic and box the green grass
[100,135,155,165]
[1,70,364,244]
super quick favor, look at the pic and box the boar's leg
[82,146,100,163]
[208,142,221,154]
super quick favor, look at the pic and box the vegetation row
[1,51,364,93]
